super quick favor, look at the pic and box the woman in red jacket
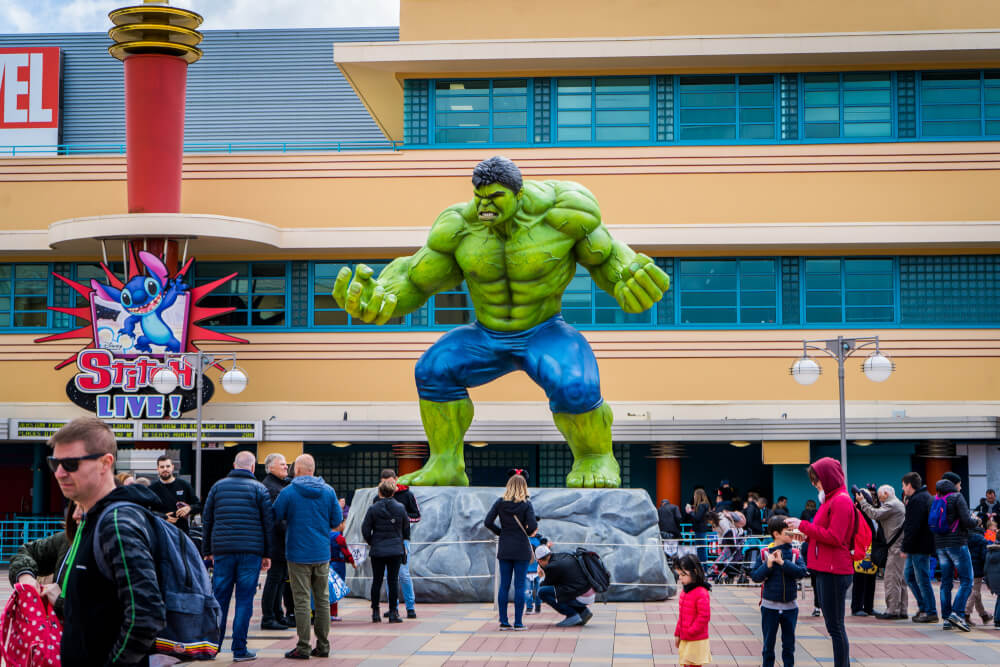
[785,457,855,667]
[673,553,711,667]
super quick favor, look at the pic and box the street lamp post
[152,351,248,497]
[790,336,894,482]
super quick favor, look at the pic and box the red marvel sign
[0,47,60,150]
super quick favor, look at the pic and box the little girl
[329,521,355,621]
[674,553,712,667]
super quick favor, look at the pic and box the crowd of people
[8,416,1000,666]
[663,460,1000,667]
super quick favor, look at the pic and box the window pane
[680,75,736,88]
[739,92,773,107]
[493,128,526,143]
[843,122,891,137]
[436,96,489,112]
[740,124,774,139]
[557,95,592,109]
[435,309,473,325]
[251,310,285,326]
[804,123,840,138]
[558,110,591,125]
[314,309,349,326]
[922,120,981,137]
[741,291,775,307]
[806,307,842,323]
[679,125,737,140]
[494,95,527,110]
[14,296,46,310]
[684,291,737,307]
[493,112,527,126]
[596,77,649,93]
[846,259,892,273]
[596,126,649,141]
[436,80,489,93]
[253,263,286,277]
[435,112,489,126]
[681,308,737,323]
[846,306,893,322]
[596,94,649,108]
[562,309,592,325]
[804,73,839,87]
[805,91,839,106]
[741,275,776,290]
[844,90,890,105]
[844,72,890,87]
[921,87,980,104]
[740,108,774,123]
[680,92,737,107]
[14,281,47,295]
[557,126,591,141]
[493,79,527,93]
[14,265,47,280]
[843,106,891,122]
[679,275,738,290]
[806,259,841,273]
[251,278,285,293]
[741,307,776,323]
[14,312,47,327]
[846,290,893,306]
[921,104,981,121]
[845,274,892,290]
[804,107,839,122]
[680,108,736,124]
[436,128,489,143]
[807,291,841,306]
[558,78,591,93]
[596,110,649,124]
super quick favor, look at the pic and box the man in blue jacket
[274,454,343,660]
[202,450,275,662]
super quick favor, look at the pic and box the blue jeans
[937,545,973,619]
[694,531,711,567]
[497,558,529,626]
[381,539,415,610]
[761,606,798,667]
[212,553,262,654]
[526,574,540,610]
[904,553,937,615]
[815,572,851,667]
[538,585,587,618]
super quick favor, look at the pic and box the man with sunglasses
[48,416,167,666]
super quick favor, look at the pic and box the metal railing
[0,139,404,157]
[0,518,64,561]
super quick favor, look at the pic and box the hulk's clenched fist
[332,156,670,488]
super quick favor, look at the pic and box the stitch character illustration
[91,251,189,353]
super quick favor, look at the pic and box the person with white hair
[202,450,276,661]
[855,483,907,620]
[260,452,294,630]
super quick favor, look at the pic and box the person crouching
[535,544,594,627]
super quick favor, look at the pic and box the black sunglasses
[47,452,106,473]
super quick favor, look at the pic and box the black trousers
[261,557,293,622]
[370,555,403,611]
[816,572,852,667]
[851,572,877,614]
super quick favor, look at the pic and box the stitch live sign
[69,349,203,420]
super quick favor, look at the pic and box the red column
[124,54,187,213]
[656,457,681,505]
[925,457,952,489]
[397,457,422,476]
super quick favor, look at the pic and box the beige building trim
[334,29,1000,139]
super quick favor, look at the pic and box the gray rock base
[343,486,675,603]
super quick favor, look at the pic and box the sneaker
[579,608,594,626]
[407,609,417,619]
[925,613,939,623]
[283,649,310,660]
[330,616,341,622]
[513,623,526,631]
[852,610,868,617]
[535,607,542,614]
[943,620,953,630]
[233,651,257,662]
[948,612,971,632]
[811,608,821,617]
[499,623,513,631]
[261,621,287,630]
[556,614,583,627]
[981,613,993,624]
[310,648,329,658]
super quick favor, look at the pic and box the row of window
[3,255,998,331]
[403,70,1000,146]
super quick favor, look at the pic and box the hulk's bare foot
[566,454,621,488]
[398,455,470,487]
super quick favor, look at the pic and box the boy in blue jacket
[751,516,808,667]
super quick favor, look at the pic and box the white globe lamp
[151,368,179,394]
[220,367,248,394]
[862,353,893,383]
[790,358,821,386]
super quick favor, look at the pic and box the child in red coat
[674,553,712,667]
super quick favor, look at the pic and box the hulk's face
[473,183,521,227]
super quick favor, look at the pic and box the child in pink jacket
[674,553,712,667]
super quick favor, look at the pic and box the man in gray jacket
[857,484,907,619]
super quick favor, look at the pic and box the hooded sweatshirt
[798,457,856,575]
[273,475,342,564]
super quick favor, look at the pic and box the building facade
[1,1,999,516]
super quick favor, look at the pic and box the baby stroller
[710,526,751,584]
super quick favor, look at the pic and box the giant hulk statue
[333,157,670,488]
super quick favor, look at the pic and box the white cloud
[0,0,400,34]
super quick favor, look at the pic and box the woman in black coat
[362,480,411,623]
[485,473,537,630]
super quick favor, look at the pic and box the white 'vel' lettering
[0,54,29,123]
[28,53,51,123]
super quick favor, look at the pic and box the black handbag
[871,525,902,569]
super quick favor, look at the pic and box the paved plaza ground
[6,574,1000,666]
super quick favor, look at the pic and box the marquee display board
[9,419,261,442]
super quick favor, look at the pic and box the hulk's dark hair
[472,156,522,193]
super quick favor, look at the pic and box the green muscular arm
[576,225,671,313]
[332,207,465,323]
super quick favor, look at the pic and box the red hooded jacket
[798,457,855,575]
[674,584,711,641]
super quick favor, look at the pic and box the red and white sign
[0,47,60,153]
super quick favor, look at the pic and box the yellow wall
[2,354,997,403]
[401,0,1000,41]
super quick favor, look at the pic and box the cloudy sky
[1,0,400,34]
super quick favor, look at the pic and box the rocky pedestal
[343,486,675,603]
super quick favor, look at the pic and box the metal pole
[195,351,204,498]
[837,336,848,483]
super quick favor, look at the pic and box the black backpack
[573,547,611,594]
[93,502,222,660]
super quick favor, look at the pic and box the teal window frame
[192,261,291,330]
[310,261,411,328]
[802,257,896,325]
[0,263,52,331]
[431,78,530,146]
[555,76,654,144]
[801,71,895,141]
[676,258,779,325]
[676,74,778,143]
